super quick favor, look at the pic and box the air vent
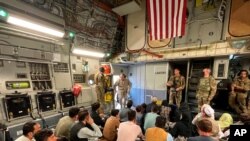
[0,44,14,55]
[53,63,69,73]
[16,73,28,79]
[44,52,53,60]
[18,48,35,58]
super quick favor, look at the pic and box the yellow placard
[156,100,162,106]
[105,92,113,102]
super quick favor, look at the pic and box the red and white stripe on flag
[147,0,187,41]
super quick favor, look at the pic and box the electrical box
[213,57,229,79]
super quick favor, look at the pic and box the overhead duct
[112,0,142,16]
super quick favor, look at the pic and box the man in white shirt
[117,110,143,141]
[15,121,41,141]
[70,110,102,141]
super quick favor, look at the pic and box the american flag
[147,0,187,40]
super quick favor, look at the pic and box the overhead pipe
[141,49,163,58]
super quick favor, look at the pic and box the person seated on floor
[140,103,147,134]
[136,105,143,126]
[168,104,181,129]
[192,104,222,140]
[144,105,160,131]
[179,103,192,123]
[103,109,120,141]
[15,121,41,141]
[55,107,80,140]
[169,111,192,139]
[192,104,214,124]
[188,119,215,141]
[70,110,102,141]
[221,113,250,140]
[117,110,143,141]
[90,102,105,128]
[145,116,173,141]
[119,100,133,122]
[34,129,57,141]
[218,113,233,131]
[169,103,192,139]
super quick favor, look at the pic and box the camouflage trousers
[169,88,182,107]
[196,91,210,111]
[237,93,248,113]
[95,85,105,109]
[229,92,248,113]
[118,90,128,108]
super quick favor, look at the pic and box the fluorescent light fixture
[72,48,105,58]
[7,16,65,38]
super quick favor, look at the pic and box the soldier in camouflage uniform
[167,68,185,108]
[196,68,217,111]
[230,70,250,113]
[113,73,131,108]
[94,67,107,108]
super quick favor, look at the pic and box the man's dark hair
[99,67,105,73]
[120,73,126,78]
[111,109,119,116]
[128,110,136,121]
[69,107,80,118]
[78,110,89,122]
[151,105,159,113]
[155,116,166,128]
[91,102,100,111]
[34,129,53,141]
[127,100,133,108]
[161,100,168,107]
[136,105,142,112]
[141,103,147,109]
[239,69,249,76]
[23,121,37,136]
[196,119,212,133]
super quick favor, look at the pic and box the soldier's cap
[239,69,249,75]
